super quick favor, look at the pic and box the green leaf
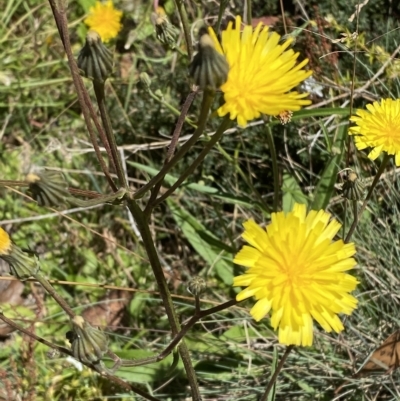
[77,0,96,13]
[113,349,178,383]
[127,161,254,208]
[310,123,346,210]
[167,199,234,284]
[282,173,309,212]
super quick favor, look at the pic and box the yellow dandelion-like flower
[84,1,122,43]
[349,98,400,166]
[0,228,12,255]
[233,203,358,346]
[208,16,312,127]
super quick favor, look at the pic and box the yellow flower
[209,16,312,127]
[233,204,358,346]
[84,1,122,43]
[349,98,400,166]
[0,228,12,255]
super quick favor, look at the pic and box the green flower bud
[0,228,40,280]
[187,276,207,296]
[151,12,179,49]
[189,33,229,91]
[69,315,109,366]
[77,30,114,83]
[26,169,70,207]
[341,170,365,201]
[139,72,152,92]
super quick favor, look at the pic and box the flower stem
[345,153,390,243]
[121,299,238,367]
[47,0,117,191]
[266,126,280,213]
[145,91,197,213]
[34,271,76,318]
[126,199,202,400]
[215,0,230,34]
[245,0,252,25]
[151,116,232,209]
[260,345,294,401]
[133,90,215,200]
[173,0,193,60]
[93,81,128,189]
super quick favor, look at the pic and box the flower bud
[189,33,229,91]
[69,315,109,366]
[341,170,365,201]
[26,169,70,207]
[0,228,40,280]
[139,72,152,92]
[151,12,179,49]
[77,30,114,83]
[187,276,207,297]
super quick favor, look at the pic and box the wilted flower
[209,16,312,127]
[233,203,358,346]
[84,1,122,43]
[349,98,400,166]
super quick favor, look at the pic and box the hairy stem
[126,199,201,400]
[133,90,215,200]
[153,116,232,207]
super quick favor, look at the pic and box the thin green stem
[266,126,280,213]
[245,0,252,25]
[133,90,215,200]
[173,0,193,60]
[148,90,197,128]
[152,116,232,208]
[145,91,197,213]
[215,0,230,34]
[47,0,117,191]
[126,200,201,400]
[121,299,238,367]
[93,81,128,188]
[34,271,75,318]
[260,345,294,401]
[344,154,390,243]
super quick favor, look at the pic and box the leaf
[113,349,178,383]
[167,199,234,284]
[310,123,346,210]
[282,174,309,212]
[127,161,254,208]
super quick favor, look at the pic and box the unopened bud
[189,33,229,91]
[77,31,114,83]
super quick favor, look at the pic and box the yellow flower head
[0,228,12,255]
[208,16,312,127]
[349,98,400,165]
[84,1,122,43]
[233,203,358,346]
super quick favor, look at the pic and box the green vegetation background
[1,0,400,400]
